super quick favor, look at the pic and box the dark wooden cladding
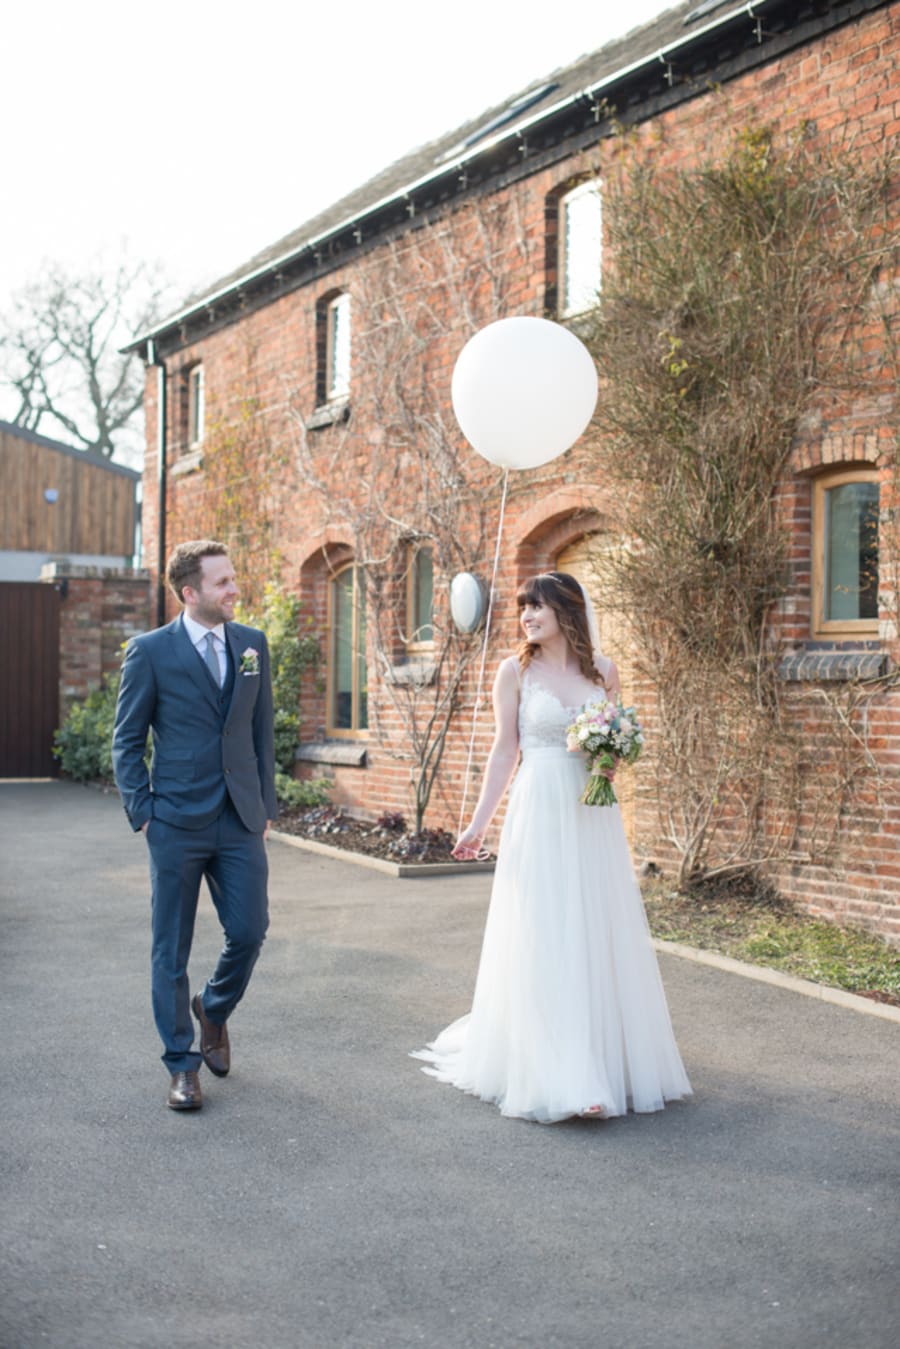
[0,583,60,776]
[0,426,137,556]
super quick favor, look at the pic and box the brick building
[128,0,900,941]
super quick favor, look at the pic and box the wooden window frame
[558,179,603,320]
[188,364,205,447]
[405,544,435,654]
[313,290,351,416]
[325,292,351,402]
[811,467,880,639]
[326,562,368,739]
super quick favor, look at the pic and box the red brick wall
[752,686,900,945]
[142,4,900,941]
[42,564,152,717]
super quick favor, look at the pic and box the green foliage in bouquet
[567,697,644,807]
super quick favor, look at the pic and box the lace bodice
[518,667,602,751]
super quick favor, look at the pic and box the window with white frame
[406,544,434,650]
[326,292,351,402]
[812,468,879,637]
[328,563,368,734]
[188,364,205,446]
[558,180,603,319]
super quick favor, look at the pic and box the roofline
[125,0,783,352]
[0,419,141,479]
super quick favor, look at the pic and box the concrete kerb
[271,827,900,1026]
[653,938,900,1025]
[269,827,495,877]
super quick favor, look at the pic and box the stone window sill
[779,650,890,682]
[385,660,437,687]
[307,399,350,430]
[170,448,204,476]
[295,742,367,767]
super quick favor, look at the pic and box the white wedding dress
[412,665,692,1123]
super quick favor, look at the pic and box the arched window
[812,469,879,638]
[328,563,368,735]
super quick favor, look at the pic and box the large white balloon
[451,316,598,470]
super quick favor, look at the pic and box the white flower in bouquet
[566,696,645,807]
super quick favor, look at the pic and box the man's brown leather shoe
[191,993,230,1077]
[167,1070,202,1110]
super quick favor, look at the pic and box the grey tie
[203,632,221,687]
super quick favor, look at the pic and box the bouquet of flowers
[566,697,645,807]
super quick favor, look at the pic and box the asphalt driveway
[1,780,898,1348]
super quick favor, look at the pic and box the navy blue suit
[113,615,278,1073]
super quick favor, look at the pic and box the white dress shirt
[182,612,226,685]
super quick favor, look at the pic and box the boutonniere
[240,647,260,677]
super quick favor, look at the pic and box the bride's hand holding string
[452,826,487,861]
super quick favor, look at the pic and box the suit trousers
[145,798,269,1073]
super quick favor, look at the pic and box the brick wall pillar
[40,563,152,718]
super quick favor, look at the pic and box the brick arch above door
[513,486,612,580]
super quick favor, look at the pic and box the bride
[411,571,692,1123]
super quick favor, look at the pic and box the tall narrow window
[559,181,602,318]
[188,365,205,446]
[326,293,351,401]
[812,469,879,637]
[406,545,434,649]
[328,563,367,734]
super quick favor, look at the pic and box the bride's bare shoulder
[498,654,522,685]
[594,653,620,693]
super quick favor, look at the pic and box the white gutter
[129,1,772,348]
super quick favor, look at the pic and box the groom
[112,540,278,1111]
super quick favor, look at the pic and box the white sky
[1,0,674,314]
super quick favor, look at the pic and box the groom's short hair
[166,539,229,604]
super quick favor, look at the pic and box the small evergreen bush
[53,672,121,781]
[274,772,331,809]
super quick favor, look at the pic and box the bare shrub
[583,124,898,885]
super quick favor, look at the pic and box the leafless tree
[0,253,171,466]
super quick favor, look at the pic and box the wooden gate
[0,582,61,777]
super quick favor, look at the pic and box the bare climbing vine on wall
[582,122,899,885]
[167,344,290,613]
[290,190,538,830]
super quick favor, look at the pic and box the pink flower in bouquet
[566,696,644,807]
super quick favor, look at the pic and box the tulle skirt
[412,747,692,1123]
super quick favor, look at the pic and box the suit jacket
[112,615,278,833]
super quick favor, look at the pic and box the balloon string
[457,467,510,838]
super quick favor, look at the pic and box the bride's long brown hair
[516,572,601,682]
